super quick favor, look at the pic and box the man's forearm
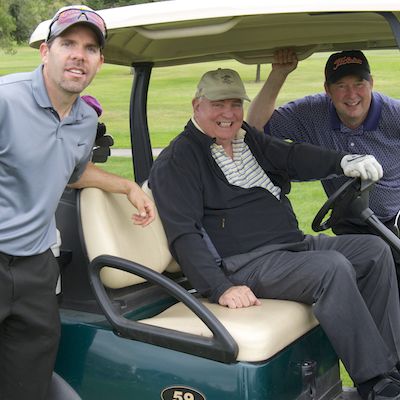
[69,162,134,193]
[172,234,233,303]
[69,162,155,226]
[246,69,290,131]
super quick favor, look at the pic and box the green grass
[100,156,134,180]
[3,47,399,149]
[4,46,398,388]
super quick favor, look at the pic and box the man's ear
[39,42,49,63]
[96,53,105,73]
[192,98,200,112]
[324,82,331,97]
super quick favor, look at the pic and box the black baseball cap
[325,50,371,84]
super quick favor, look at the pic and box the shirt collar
[329,92,382,131]
[32,65,86,122]
[32,65,52,109]
[191,116,205,133]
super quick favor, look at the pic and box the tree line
[0,0,158,52]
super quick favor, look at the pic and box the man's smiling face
[325,75,373,129]
[193,97,244,146]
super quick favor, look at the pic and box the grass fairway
[3,46,399,388]
[2,47,399,148]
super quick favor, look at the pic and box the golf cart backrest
[79,186,320,362]
[80,187,179,289]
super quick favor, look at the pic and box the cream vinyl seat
[79,186,319,362]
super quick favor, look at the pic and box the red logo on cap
[333,56,363,71]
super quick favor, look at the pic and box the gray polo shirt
[0,65,97,255]
[264,92,400,221]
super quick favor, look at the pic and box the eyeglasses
[47,8,107,44]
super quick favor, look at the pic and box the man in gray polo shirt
[0,5,155,400]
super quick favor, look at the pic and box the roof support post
[130,63,154,184]
[379,12,400,50]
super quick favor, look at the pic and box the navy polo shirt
[0,65,97,255]
[264,92,400,221]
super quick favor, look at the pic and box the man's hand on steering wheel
[341,154,383,182]
[312,152,383,233]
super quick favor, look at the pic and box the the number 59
[173,391,195,400]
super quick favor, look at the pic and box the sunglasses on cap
[47,8,107,45]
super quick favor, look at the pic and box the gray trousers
[226,234,400,384]
[0,250,60,400]
[332,217,400,296]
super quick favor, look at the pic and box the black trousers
[227,234,400,384]
[0,250,60,400]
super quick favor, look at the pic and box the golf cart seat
[80,186,319,362]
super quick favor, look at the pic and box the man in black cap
[0,5,154,400]
[247,49,400,279]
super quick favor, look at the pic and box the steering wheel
[312,177,375,232]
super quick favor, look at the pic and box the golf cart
[29,1,400,399]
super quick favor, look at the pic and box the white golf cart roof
[29,0,400,67]
[29,0,400,182]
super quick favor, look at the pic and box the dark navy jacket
[149,120,345,302]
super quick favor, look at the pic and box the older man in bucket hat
[149,67,400,400]
[0,5,154,399]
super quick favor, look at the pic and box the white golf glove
[340,154,383,182]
